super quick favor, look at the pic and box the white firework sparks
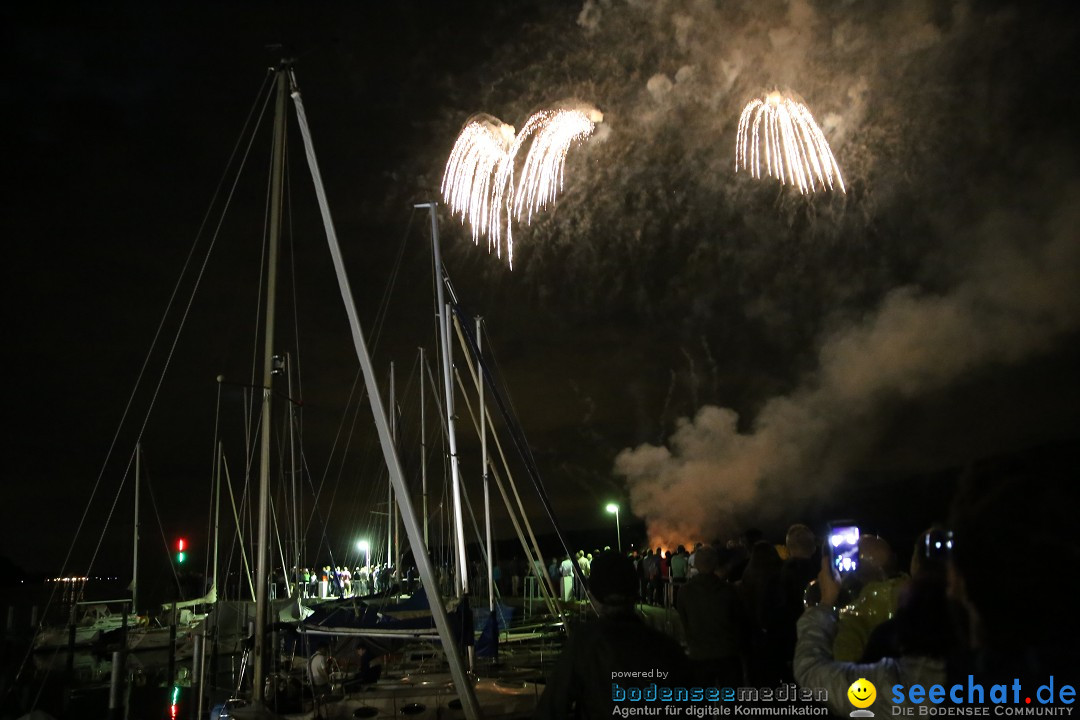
[736,91,845,194]
[442,105,601,268]
[441,115,515,251]
[513,107,601,225]
[491,110,549,266]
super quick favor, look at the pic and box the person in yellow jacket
[832,535,908,661]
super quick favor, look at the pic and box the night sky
[4,2,1079,587]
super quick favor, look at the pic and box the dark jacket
[534,604,692,719]
[677,572,746,661]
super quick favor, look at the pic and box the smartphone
[923,528,954,559]
[827,522,860,575]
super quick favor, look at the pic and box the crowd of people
[535,451,1079,717]
[545,525,830,686]
[279,453,1075,717]
[287,563,399,599]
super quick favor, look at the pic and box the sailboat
[87,444,215,655]
[32,444,148,654]
[54,55,586,719]
[31,603,127,652]
[209,59,520,720]
[24,54,589,718]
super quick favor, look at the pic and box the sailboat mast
[388,363,395,572]
[132,443,141,613]
[478,318,493,613]
[393,367,402,583]
[213,441,222,598]
[287,353,299,582]
[427,207,469,597]
[420,347,429,547]
[252,62,289,705]
[292,85,481,712]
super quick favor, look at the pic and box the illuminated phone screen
[828,525,859,575]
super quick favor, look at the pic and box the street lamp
[605,503,621,552]
[355,540,372,596]
[356,539,370,568]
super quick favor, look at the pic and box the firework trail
[514,107,603,225]
[443,105,601,267]
[736,91,845,193]
[441,115,516,252]
[492,111,549,266]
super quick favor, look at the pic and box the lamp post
[356,539,370,569]
[605,503,621,552]
[356,540,371,595]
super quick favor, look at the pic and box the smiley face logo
[847,678,877,711]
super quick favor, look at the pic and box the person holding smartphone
[792,531,947,717]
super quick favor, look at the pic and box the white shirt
[309,651,329,687]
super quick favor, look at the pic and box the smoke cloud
[616,186,1080,545]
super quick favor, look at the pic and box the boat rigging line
[292,74,482,717]
[35,71,275,624]
[450,301,601,617]
[16,78,282,705]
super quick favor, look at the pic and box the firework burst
[441,115,515,252]
[442,105,601,268]
[514,107,602,225]
[491,110,549,266]
[736,91,845,194]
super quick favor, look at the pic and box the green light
[176,551,186,564]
